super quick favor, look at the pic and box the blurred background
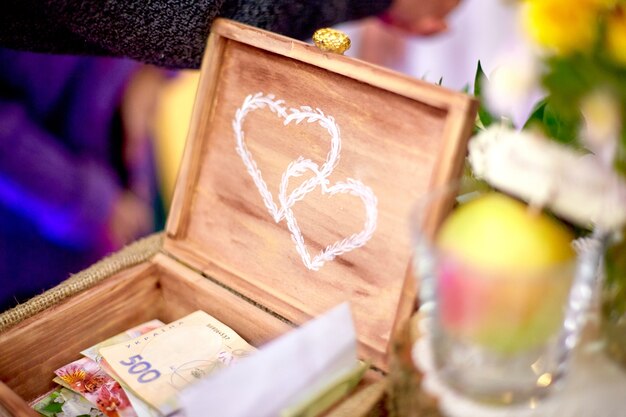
[154,0,523,205]
[0,0,522,311]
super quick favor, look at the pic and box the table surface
[412,316,626,417]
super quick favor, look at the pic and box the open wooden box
[0,19,477,416]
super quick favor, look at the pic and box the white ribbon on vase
[468,125,626,231]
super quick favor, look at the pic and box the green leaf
[473,61,486,97]
[541,54,592,125]
[473,61,496,128]
[542,101,580,145]
[42,402,64,413]
[523,98,547,130]
[522,96,581,146]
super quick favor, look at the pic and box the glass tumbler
[411,184,597,405]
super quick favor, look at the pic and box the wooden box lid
[164,19,477,371]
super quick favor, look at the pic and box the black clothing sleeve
[0,0,391,69]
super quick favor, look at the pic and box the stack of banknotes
[30,311,256,417]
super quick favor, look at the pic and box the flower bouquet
[395,2,626,415]
[473,0,626,369]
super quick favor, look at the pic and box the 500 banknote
[99,311,256,415]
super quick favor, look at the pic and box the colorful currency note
[99,311,256,415]
[54,357,136,417]
[31,387,104,417]
[80,320,166,417]
[82,320,164,363]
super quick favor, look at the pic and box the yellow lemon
[436,192,575,270]
[435,192,576,353]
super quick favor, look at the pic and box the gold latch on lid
[313,28,351,55]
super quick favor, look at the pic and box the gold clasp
[313,28,351,55]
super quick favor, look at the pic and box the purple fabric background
[0,49,154,311]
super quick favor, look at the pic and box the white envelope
[179,303,358,417]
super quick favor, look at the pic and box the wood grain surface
[0,381,37,417]
[0,263,159,401]
[0,22,476,413]
[154,253,293,346]
[165,19,477,370]
[0,255,297,410]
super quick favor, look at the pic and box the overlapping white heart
[233,93,378,271]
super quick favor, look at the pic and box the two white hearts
[233,93,378,271]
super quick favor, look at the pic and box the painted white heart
[279,158,378,271]
[233,92,378,271]
[233,92,341,222]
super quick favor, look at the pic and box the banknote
[31,387,104,417]
[80,320,166,417]
[99,310,256,415]
[180,303,358,417]
[54,357,136,417]
[82,320,165,363]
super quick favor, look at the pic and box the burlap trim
[0,233,163,333]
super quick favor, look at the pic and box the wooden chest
[0,19,477,416]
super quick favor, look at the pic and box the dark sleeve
[0,0,392,69]
[0,100,121,249]
[221,1,393,45]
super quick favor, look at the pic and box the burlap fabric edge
[0,233,164,333]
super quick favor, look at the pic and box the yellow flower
[588,0,619,9]
[522,0,599,55]
[606,7,626,65]
[58,368,87,386]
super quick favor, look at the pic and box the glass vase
[409,182,596,406]
[601,227,626,369]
